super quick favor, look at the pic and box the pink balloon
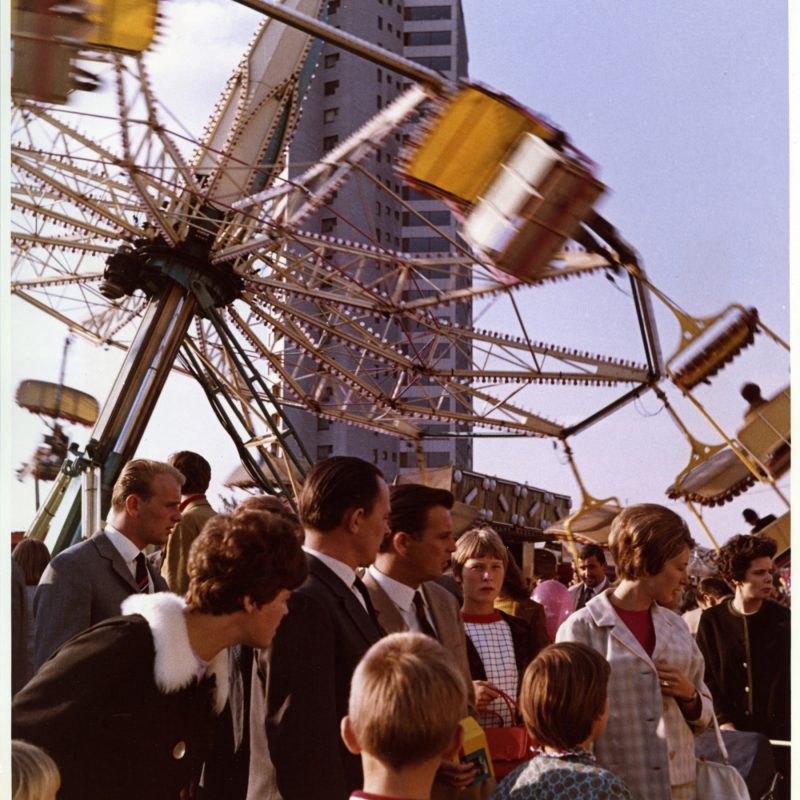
[532,580,573,639]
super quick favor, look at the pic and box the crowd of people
[9,453,790,800]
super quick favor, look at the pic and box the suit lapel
[362,573,407,634]
[650,605,677,665]
[590,590,656,668]
[307,556,382,645]
[423,585,450,644]
[92,532,139,593]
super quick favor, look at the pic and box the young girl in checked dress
[452,528,536,732]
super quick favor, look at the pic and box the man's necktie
[576,583,592,610]
[135,552,150,593]
[412,591,437,639]
[353,576,383,632]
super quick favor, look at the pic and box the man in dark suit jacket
[568,542,609,613]
[266,456,389,800]
[364,483,493,800]
[33,458,181,669]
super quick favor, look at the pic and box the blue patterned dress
[492,748,633,800]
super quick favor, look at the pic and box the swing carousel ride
[9,0,790,558]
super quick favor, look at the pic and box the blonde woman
[557,504,713,800]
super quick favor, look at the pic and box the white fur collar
[121,592,228,713]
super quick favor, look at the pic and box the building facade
[286,0,472,478]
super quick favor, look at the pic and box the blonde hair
[451,527,508,579]
[349,633,466,770]
[609,504,694,580]
[110,459,184,513]
[12,740,60,800]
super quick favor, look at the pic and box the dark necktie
[576,583,592,610]
[353,576,383,633]
[135,552,150,593]
[412,591,437,639]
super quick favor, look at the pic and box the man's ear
[345,507,364,535]
[441,723,464,761]
[341,715,362,755]
[124,493,142,517]
[393,531,411,556]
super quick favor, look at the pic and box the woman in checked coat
[557,504,713,800]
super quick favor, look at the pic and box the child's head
[520,643,611,751]
[452,527,507,607]
[12,740,60,800]
[343,632,466,771]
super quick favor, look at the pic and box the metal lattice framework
[10,1,676,549]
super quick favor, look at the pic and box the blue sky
[4,0,791,548]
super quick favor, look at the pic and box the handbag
[482,690,534,779]
[695,716,750,800]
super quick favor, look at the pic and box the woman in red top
[557,504,713,800]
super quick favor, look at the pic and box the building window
[377,68,382,83]
[317,444,334,459]
[376,95,383,109]
[327,0,340,13]
[404,5,451,21]
[376,201,382,216]
[403,30,451,47]
[402,237,450,253]
[377,15,383,29]
[373,449,379,464]
[324,80,339,96]
[323,108,338,123]
[321,217,337,233]
[410,55,452,71]
[402,209,451,227]
[402,186,431,201]
[324,52,339,68]
[317,417,330,431]
[323,134,339,151]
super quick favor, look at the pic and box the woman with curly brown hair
[13,508,307,800]
[696,533,790,794]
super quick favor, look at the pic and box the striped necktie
[135,552,150,593]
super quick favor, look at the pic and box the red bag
[482,691,535,779]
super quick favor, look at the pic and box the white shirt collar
[368,565,417,612]
[303,545,357,589]
[104,525,143,564]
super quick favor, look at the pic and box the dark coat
[265,553,383,800]
[696,598,790,739]
[13,593,227,800]
[33,530,168,669]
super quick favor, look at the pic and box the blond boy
[342,633,467,800]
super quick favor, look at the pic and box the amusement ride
[10,0,790,561]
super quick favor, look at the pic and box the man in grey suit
[568,542,609,612]
[364,483,489,798]
[33,458,182,669]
